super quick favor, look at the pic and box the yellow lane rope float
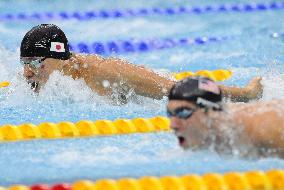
[3,170,284,190]
[0,81,9,88]
[0,116,171,142]
[174,69,232,81]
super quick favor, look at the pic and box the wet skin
[23,53,263,101]
[23,58,63,92]
[167,100,213,150]
[23,54,173,99]
[167,99,284,157]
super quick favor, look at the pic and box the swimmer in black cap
[167,77,284,157]
[21,24,262,104]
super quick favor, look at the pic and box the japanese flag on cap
[21,24,71,60]
[50,42,65,53]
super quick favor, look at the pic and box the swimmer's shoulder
[70,52,105,66]
[227,99,284,117]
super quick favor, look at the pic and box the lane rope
[4,170,284,190]
[174,69,232,81]
[271,32,284,38]
[0,116,171,142]
[0,81,9,88]
[70,35,232,55]
[1,2,283,22]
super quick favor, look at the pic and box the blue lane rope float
[271,32,284,38]
[70,35,233,55]
[0,2,283,22]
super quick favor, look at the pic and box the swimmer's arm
[86,57,174,99]
[219,77,262,102]
[219,85,252,101]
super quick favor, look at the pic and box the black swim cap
[20,24,70,60]
[169,76,222,110]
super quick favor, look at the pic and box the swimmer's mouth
[28,81,39,92]
[178,136,186,146]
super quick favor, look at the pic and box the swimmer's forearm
[87,58,174,99]
[135,76,174,99]
[219,77,262,102]
[111,59,174,99]
[134,72,174,98]
[219,85,252,102]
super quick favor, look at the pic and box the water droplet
[102,80,110,88]
[271,33,279,38]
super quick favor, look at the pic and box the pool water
[0,0,284,186]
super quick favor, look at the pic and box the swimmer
[167,77,284,157]
[21,24,262,104]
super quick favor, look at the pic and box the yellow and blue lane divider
[1,2,283,22]
[3,169,284,190]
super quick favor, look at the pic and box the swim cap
[20,24,70,60]
[168,76,222,110]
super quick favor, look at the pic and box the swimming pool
[1,0,284,186]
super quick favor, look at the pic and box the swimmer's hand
[245,77,263,100]
[0,81,9,88]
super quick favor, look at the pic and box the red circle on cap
[30,184,49,190]
[56,44,61,50]
[51,183,71,190]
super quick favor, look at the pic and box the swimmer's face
[22,57,60,92]
[167,100,211,150]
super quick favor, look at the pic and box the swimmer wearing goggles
[20,57,47,91]
[167,107,197,120]
[20,57,46,69]
[167,77,284,158]
[21,24,262,103]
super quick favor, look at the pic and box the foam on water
[0,45,167,125]
[39,71,104,105]
[263,73,284,100]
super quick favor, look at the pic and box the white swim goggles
[20,57,46,69]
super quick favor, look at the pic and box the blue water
[1,0,284,186]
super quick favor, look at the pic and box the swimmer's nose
[170,117,182,131]
[23,66,35,79]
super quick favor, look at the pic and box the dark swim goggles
[20,57,46,68]
[167,107,197,119]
